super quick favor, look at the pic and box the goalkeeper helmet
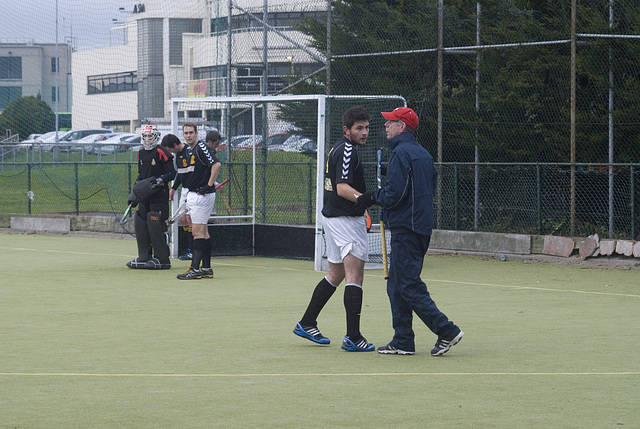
[142,125,160,150]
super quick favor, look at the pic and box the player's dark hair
[206,130,221,143]
[343,106,370,129]
[161,133,181,148]
[183,122,198,133]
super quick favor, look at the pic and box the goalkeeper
[126,125,176,270]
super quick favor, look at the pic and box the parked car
[75,133,111,153]
[92,133,138,154]
[62,129,115,151]
[33,131,71,151]
[230,134,262,150]
[121,134,143,152]
[235,133,293,151]
[300,139,317,156]
[34,129,115,151]
[22,134,42,142]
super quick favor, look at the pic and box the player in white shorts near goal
[293,106,375,352]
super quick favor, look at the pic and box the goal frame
[169,94,406,270]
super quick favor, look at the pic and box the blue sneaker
[293,322,330,345]
[178,250,193,261]
[341,335,375,352]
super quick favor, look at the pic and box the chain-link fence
[2,1,640,239]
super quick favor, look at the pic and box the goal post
[168,94,406,270]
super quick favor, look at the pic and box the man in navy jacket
[357,107,463,356]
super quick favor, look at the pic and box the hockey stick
[377,150,389,279]
[213,178,233,216]
[119,203,133,225]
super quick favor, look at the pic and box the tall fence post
[244,163,249,214]
[631,165,635,240]
[307,162,313,224]
[28,163,32,214]
[453,163,459,230]
[75,163,79,215]
[536,164,542,235]
[127,164,132,194]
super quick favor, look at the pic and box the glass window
[0,86,22,109]
[88,72,137,94]
[0,57,22,79]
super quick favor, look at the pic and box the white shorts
[179,188,189,207]
[323,215,369,263]
[187,191,216,225]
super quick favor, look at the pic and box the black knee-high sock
[344,284,363,340]
[201,238,212,269]
[187,227,193,252]
[191,238,205,270]
[301,277,337,326]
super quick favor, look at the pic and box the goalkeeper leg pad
[146,211,171,268]
[134,212,151,261]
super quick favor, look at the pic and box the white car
[92,133,138,154]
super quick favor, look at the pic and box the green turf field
[1,232,638,428]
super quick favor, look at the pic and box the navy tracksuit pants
[387,230,459,352]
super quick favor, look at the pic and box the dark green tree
[0,95,56,140]
[285,0,640,163]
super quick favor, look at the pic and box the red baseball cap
[381,107,419,130]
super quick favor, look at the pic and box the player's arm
[336,182,361,203]
[196,161,222,195]
[207,161,221,187]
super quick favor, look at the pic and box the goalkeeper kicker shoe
[431,331,464,356]
[144,258,171,270]
[199,268,214,278]
[126,258,148,269]
[341,335,375,352]
[293,322,330,345]
[177,267,202,280]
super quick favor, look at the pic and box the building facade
[71,0,325,133]
[0,42,71,113]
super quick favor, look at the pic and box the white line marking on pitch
[1,371,638,378]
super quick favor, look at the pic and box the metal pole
[631,165,635,239]
[570,0,577,236]
[326,0,331,96]
[75,163,79,215]
[227,0,232,99]
[608,0,615,238]
[261,0,269,223]
[55,0,60,139]
[474,2,481,230]
[436,0,443,228]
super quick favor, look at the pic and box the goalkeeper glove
[127,191,138,208]
[150,177,165,189]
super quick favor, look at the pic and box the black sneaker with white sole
[377,344,415,355]
[431,331,464,356]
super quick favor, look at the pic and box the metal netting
[3,0,640,241]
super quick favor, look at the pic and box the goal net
[169,94,405,270]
